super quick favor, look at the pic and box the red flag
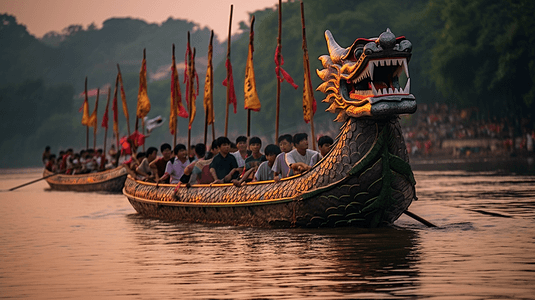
[102,98,109,129]
[274,45,298,89]
[222,58,237,113]
[112,74,119,136]
[170,45,189,135]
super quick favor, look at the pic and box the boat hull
[44,166,128,193]
[123,118,416,228]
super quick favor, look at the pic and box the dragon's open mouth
[342,57,410,101]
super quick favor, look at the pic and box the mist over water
[1,164,534,299]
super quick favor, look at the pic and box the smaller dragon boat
[44,165,128,193]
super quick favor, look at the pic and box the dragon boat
[44,165,128,193]
[123,29,417,228]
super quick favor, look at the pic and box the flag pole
[300,0,316,150]
[103,86,111,168]
[93,88,100,150]
[85,77,89,150]
[224,4,233,137]
[275,0,282,143]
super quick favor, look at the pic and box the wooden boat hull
[44,166,128,193]
[123,118,416,228]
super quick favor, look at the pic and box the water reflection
[126,215,421,298]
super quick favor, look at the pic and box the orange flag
[302,40,316,123]
[244,16,261,112]
[203,31,215,125]
[117,64,130,134]
[188,48,197,130]
[137,49,151,119]
[88,89,99,128]
[81,78,90,126]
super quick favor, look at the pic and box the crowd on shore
[42,133,334,187]
[402,102,534,158]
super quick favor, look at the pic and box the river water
[1,160,534,299]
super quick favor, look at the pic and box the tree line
[0,0,533,167]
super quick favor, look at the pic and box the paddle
[403,210,437,227]
[8,173,57,191]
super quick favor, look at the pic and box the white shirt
[165,158,189,184]
[231,151,247,168]
[285,149,320,167]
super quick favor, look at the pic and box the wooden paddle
[403,210,437,227]
[8,173,57,191]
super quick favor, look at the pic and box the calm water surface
[1,163,534,299]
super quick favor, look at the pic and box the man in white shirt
[272,134,293,182]
[285,133,320,175]
[157,144,189,185]
[231,135,248,170]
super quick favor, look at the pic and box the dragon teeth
[350,58,411,96]
[404,78,411,94]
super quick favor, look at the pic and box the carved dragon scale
[122,29,417,228]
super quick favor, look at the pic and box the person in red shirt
[149,143,173,184]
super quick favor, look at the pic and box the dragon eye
[354,48,363,60]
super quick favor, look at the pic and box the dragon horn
[325,30,348,64]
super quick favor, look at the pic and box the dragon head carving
[317,29,416,121]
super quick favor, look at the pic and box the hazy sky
[1,0,278,40]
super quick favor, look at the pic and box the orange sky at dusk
[0,0,278,41]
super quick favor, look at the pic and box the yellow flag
[303,48,316,123]
[117,66,129,125]
[203,31,215,125]
[88,89,99,128]
[244,19,261,112]
[137,49,151,119]
[81,77,90,126]
[81,96,90,126]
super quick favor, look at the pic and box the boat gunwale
[123,183,297,207]
[43,166,128,186]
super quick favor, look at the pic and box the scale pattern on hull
[44,166,128,193]
[123,117,416,227]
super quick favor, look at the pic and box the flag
[222,58,237,113]
[112,74,119,136]
[101,89,110,129]
[170,45,188,135]
[117,66,129,126]
[302,41,316,123]
[188,49,197,130]
[244,23,261,112]
[203,32,215,125]
[274,45,298,89]
[137,49,151,119]
[88,89,99,128]
[81,80,90,126]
